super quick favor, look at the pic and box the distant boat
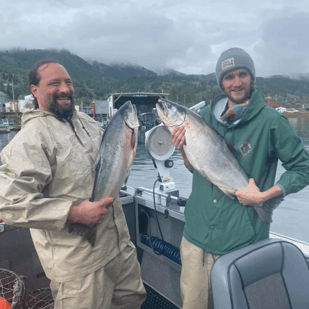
[276,107,287,114]
[276,107,300,114]
[0,118,14,131]
[3,118,14,129]
[0,119,12,133]
[285,108,299,113]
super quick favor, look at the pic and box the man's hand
[235,179,284,207]
[67,196,114,225]
[169,125,194,172]
[235,178,263,206]
[171,126,186,150]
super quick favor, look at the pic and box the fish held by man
[156,98,282,224]
[68,101,139,245]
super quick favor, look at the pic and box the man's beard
[48,93,75,120]
[224,82,255,104]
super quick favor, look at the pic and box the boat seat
[211,238,309,309]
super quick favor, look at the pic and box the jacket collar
[210,89,265,126]
[21,107,78,127]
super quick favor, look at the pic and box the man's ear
[30,84,38,99]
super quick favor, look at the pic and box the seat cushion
[211,239,309,309]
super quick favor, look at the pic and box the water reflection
[288,118,309,145]
[273,119,309,242]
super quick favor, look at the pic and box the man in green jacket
[171,47,309,309]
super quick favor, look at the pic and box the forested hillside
[1,48,309,109]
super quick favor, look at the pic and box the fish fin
[68,223,97,247]
[223,139,237,156]
[213,183,235,199]
[220,189,235,199]
[131,129,137,149]
[123,174,129,186]
[94,154,101,172]
[90,157,101,201]
[197,171,236,200]
[253,196,284,224]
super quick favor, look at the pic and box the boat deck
[22,283,180,309]
[142,283,180,309]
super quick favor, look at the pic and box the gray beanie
[216,47,255,88]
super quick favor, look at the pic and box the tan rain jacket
[0,109,131,282]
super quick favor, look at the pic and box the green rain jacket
[183,89,309,255]
[0,108,131,282]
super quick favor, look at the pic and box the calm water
[1,118,309,242]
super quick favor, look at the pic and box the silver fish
[156,98,282,224]
[69,101,139,245]
[91,100,139,200]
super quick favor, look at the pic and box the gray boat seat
[211,238,309,309]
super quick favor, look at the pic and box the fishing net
[24,288,54,309]
[0,268,25,309]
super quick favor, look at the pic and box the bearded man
[170,48,309,309]
[0,60,146,309]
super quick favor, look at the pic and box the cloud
[254,11,309,76]
[1,1,309,76]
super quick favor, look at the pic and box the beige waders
[180,237,220,309]
[50,242,146,309]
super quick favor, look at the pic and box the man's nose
[233,76,242,86]
[59,82,71,93]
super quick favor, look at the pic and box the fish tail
[253,204,273,224]
[68,223,97,247]
[253,196,284,224]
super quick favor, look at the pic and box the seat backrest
[211,239,309,309]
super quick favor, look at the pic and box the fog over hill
[0,48,308,108]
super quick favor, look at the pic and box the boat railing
[270,231,309,257]
[121,186,309,258]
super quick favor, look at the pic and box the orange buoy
[0,297,11,309]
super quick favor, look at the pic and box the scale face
[145,125,175,161]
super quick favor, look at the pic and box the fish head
[120,101,139,129]
[156,99,186,127]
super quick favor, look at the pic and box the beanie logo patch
[221,57,234,71]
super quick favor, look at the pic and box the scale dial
[145,125,175,161]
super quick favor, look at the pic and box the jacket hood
[21,108,77,127]
[211,89,266,126]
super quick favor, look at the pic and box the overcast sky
[1,0,309,77]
